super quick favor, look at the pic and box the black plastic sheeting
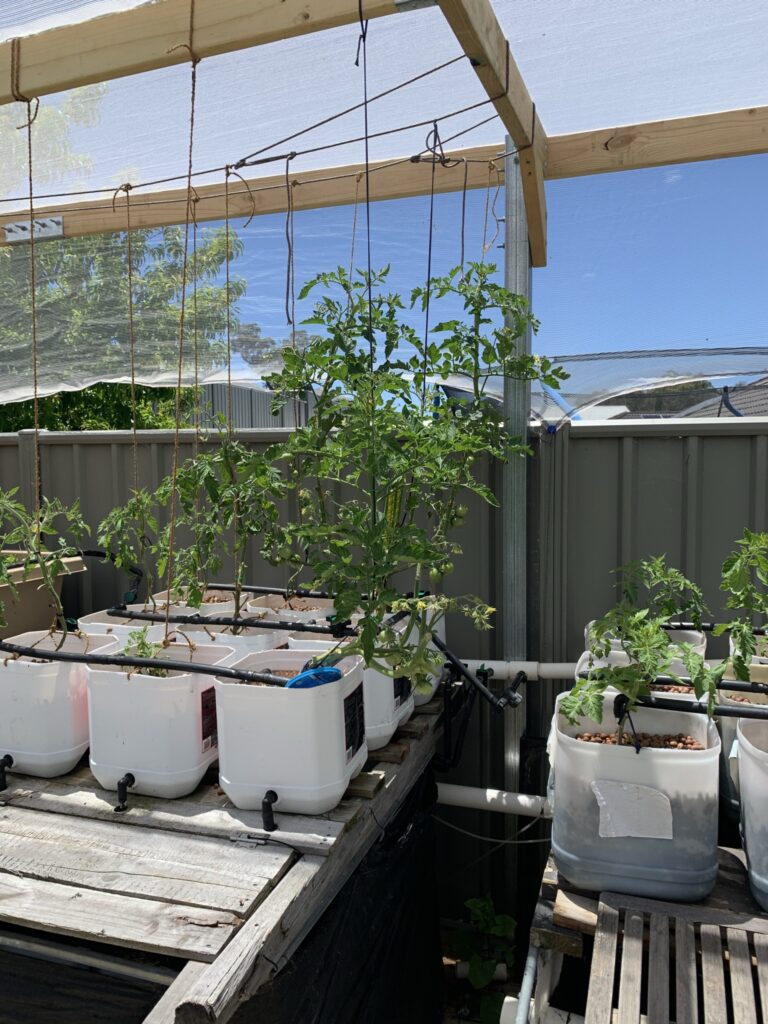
[232,770,444,1024]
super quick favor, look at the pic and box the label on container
[591,779,673,840]
[344,685,365,762]
[201,687,218,752]
[393,676,412,709]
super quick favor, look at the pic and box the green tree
[0,225,245,431]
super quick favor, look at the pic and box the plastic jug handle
[729,738,740,789]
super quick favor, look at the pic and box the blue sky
[228,152,768,360]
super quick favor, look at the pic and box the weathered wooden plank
[700,924,727,1024]
[144,964,209,1024]
[369,739,411,764]
[617,911,643,1024]
[646,914,669,1024]
[172,717,441,1024]
[546,106,768,180]
[0,873,237,961]
[396,717,430,739]
[585,903,619,1024]
[552,889,598,935]
[753,932,768,1023]
[4,775,342,856]
[602,890,768,937]
[0,805,292,915]
[0,145,503,244]
[0,0,399,108]
[344,770,385,800]
[436,0,547,265]
[675,918,698,1024]
[727,928,757,1022]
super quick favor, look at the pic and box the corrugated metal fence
[2,417,767,911]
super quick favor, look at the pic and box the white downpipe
[437,782,552,819]
[461,660,577,681]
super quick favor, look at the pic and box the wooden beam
[436,0,547,266]
[545,105,768,179]
[0,144,505,242]
[0,0,398,107]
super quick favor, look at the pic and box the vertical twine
[11,38,41,515]
[459,159,468,279]
[191,196,201,450]
[422,123,439,411]
[224,167,234,432]
[348,172,362,286]
[113,184,140,493]
[164,2,199,636]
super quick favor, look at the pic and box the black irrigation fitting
[115,773,135,813]
[430,633,524,712]
[0,754,13,793]
[261,790,279,833]
[435,664,478,772]
[105,605,359,638]
[662,621,768,637]
[0,639,292,688]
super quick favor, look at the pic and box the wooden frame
[0,144,505,242]
[436,0,547,266]
[546,105,768,179]
[0,0,399,107]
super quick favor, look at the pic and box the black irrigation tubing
[105,605,357,637]
[633,693,768,721]
[663,621,768,636]
[197,583,331,598]
[0,639,290,688]
[577,672,768,695]
[430,633,504,710]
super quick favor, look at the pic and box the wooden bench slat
[675,917,698,1024]
[726,928,757,1022]
[700,924,727,1024]
[647,914,669,1024]
[617,910,644,1024]
[754,932,768,1023]
[585,903,619,1024]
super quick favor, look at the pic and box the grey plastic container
[549,693,720,901]
[736,719,768,911]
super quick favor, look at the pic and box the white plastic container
[151,589,237,617]
[574,649,708,704]
[736,719,768,910]
[192,625,291,665]
[0,630,119,777]
[718,638,768,815]
[77,609,167,644]
[549,692,719,900]
[287,634,414,750]
[246,594,337,624]
[87,641,233,799]
[215,649,367,814]
[584,621,707,658]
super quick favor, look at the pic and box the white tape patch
[591,779,673,840]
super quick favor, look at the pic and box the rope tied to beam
[112,182,140,492]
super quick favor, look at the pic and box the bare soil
[576,731,705,750]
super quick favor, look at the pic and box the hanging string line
[112,183,139,492]
[235,53,468,167]
[11,38,42,514]
[348,172,362,283]
[459,158,468,277]
[0,55,473,208]
[164,0,199,637]
[191,193,201,446]
[284,155,296,330]
[223,168,234,431]
[421,121,440,410]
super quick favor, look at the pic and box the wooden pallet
[0,709,440,983]
[586,895,768,1023]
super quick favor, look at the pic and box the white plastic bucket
[286,634,414,750]
[0,630,119,777]
[151,589,237,617]
[245,594,337,625]
[719,639,768,815]
[87,641,233,798]
[549,693,719,900]
[573,649,708,704]
[188,625,291,665]
[77,609,167,643]
[215,649,367,814]
[736,719,768,910]
[584,621,707,658]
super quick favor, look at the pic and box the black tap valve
[0,754,13,793]
[115,772,135,812]
[261,790,279,833]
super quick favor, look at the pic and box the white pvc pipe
[437,782,552,819]
[462,659,577,681]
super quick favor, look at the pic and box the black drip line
[662,620,768,636]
